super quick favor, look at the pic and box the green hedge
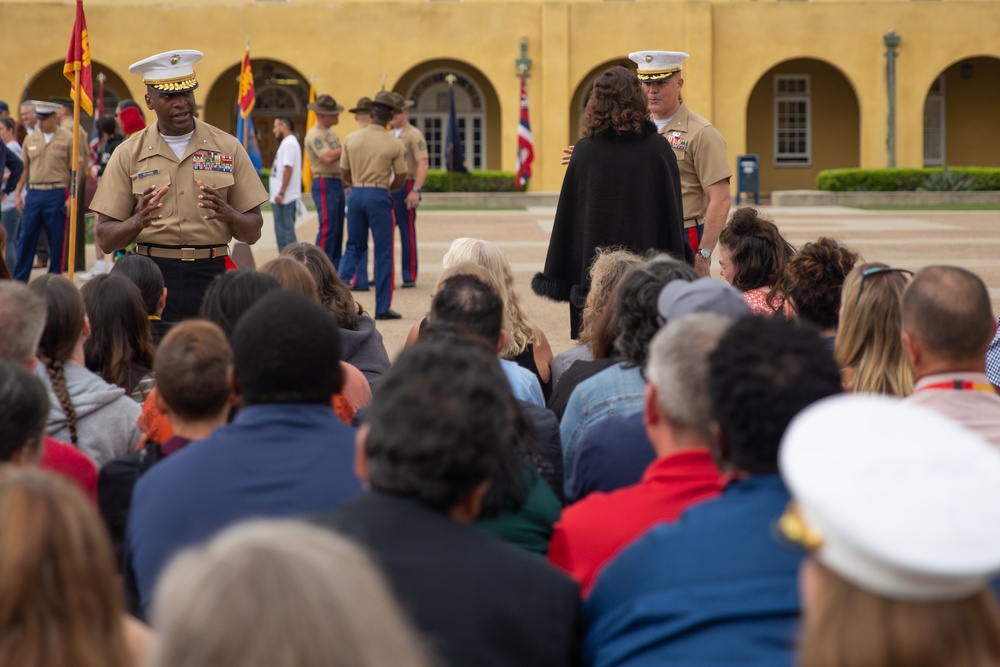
[422,170,518,193]
[817,167,1000,192]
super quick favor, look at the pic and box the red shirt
[547,449,722,596]
[40,437,98,503]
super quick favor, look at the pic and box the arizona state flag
[63,0,93,115]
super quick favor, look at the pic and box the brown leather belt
[28,183,67,191]
[136,244,230,262]
[352,182,388,189]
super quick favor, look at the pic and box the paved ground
[72,204,1000,362]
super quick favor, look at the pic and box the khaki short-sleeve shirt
[659,103,732,224]
[341,124,407,188]
[304,124,341,178]
[90,120,268,246]
[396,123,429,177]
[21,127,73,185]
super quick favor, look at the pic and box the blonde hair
[150,520,432,667]
[0,468,131,667]
[835,262,913,397]
[442,238,536,357]
[579,247,643,346]
[799,560,1000,667]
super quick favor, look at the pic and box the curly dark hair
[781,237,859,331]
[708,317,841,474]
[581,66,649,138]
[719,207,795,301]
[366,339,514,512]
[611,255,698,369]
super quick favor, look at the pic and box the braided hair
[27,276,85,447]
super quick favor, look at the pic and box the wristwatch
[414,187,422,201]
[697,248,712,261]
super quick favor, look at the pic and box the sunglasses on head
[855,267,913,306]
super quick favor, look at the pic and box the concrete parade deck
[73,204,1000,361]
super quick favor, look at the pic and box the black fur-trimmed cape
[532,120,690,306]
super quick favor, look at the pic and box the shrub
[817,167,1000,192]
[422,170,518,193]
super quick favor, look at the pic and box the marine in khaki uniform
[349,96,373,128]
[11,101,73,281]
[90,49,268,321]
[388,92,429,287]
[304,94,347,267]
[630,50,732,278]
[52,96,90,272]
[337,91,407,320]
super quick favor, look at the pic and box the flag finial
[516,37,532,78]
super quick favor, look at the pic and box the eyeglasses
[855,266,913,306]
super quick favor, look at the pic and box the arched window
[408,72,486,170]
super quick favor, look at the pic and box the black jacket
[314,492,582,667]
[533,121,689,305]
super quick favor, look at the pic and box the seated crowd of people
[3,207,1000,666]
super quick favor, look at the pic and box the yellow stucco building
[4,0,998,196]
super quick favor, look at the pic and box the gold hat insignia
[170,54,181,65]
[645,55,653,63]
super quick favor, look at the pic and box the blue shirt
[560,363,646,477]
[125,403,362,610]
[501,358,545,407]
[584,474,801,667]
[565,411,655,504]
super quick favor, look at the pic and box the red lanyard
[917,379,997,394]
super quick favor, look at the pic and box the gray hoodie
[36,362,143,466]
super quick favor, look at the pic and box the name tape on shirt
[192,152,234,173]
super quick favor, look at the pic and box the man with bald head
[903,265,1000,447]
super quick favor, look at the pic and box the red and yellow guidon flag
[63,0,93,115]
[238,43,255,119]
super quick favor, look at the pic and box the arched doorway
[923,56,1000,167]
[22,60,132,134]
[204,59,310,161]
[569,59,633,144]
[745,58,860,195]
[395,60,501,170]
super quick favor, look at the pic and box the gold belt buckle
[180,247,197,262]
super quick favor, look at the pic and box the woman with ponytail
[28,275,142,466]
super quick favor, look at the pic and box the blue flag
[445,84,468,173]
[236,111,263,174]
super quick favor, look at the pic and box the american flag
[515,74,534,191]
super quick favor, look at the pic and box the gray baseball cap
[657,277,751,322]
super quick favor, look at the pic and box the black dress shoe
[374,309,402,320]
[401,281,417,288]
[350,285,370,292]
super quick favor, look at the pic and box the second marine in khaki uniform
[304,94,347,267]
[389,92,429,287]
[338,91,407,320]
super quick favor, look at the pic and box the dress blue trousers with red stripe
[312,176,345,268]
[392,178,418,284]
[338,187,394,315]
[14,188,67,282]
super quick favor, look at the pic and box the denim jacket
[559,363,646,478]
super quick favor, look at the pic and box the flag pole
[446,74,456,193]
[68,68,82,280]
